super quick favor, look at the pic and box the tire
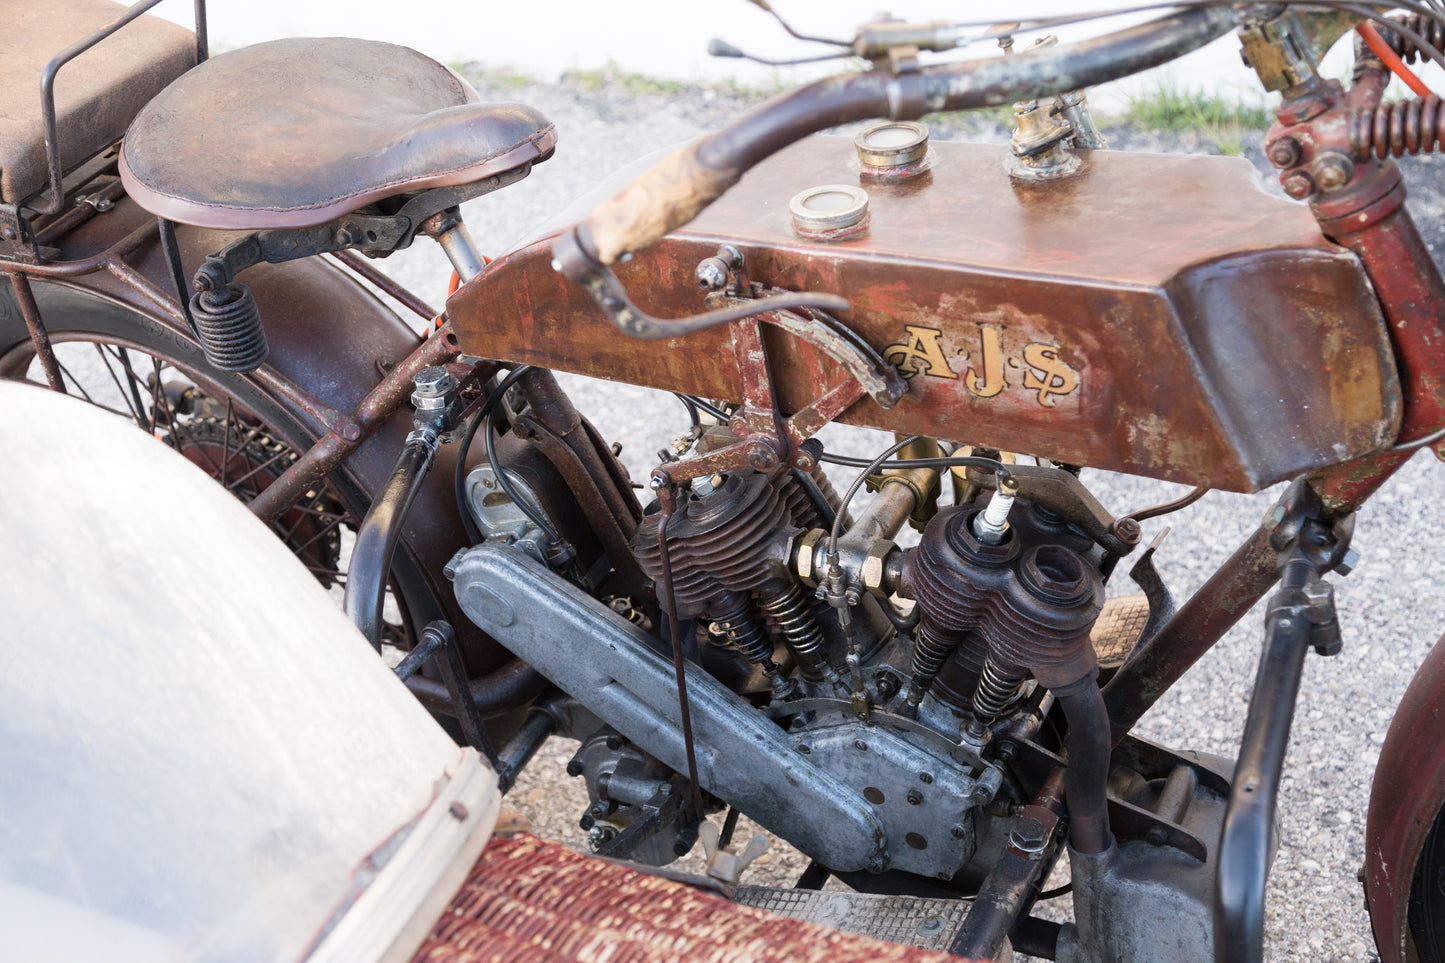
[0,277,432,648]
[1411,807,1445,960]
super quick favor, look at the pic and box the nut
[412,366,456,398]
[795,528,826,586]
[862,539,898,597]
[1268,137,1301,168]
[1009,815,1048,853]
[1281,170,1314,200]
[695,256,729,291]
[1313,153,1354,193]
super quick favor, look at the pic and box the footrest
[732,885,971,953]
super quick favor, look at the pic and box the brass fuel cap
[854,121,929,171]
[789,184,869,239]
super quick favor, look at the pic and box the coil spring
[1377,13,1445,65]
[757,581,825,662]
[710,595,773,666]
[1351,96,1445,160]
[909,628,959,694]
[972,657,1025,722]
[190,282,268,372]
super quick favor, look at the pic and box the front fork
[1214,481,1355,962]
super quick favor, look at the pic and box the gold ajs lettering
[883,323,1080,408]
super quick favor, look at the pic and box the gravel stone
[373,73,1445,961]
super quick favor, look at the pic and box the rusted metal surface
[947,768,1066,959]
[1254,73,1445,962]
[1102,527,1278,744]
[1106,73,1445,746]
[247,322,461,523]
[332,248,439,322]
[453,137,1399,493]
[1364,629,1445,963]
[8,273,64,391]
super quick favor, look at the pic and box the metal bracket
[969,464,1141,556]
[646,250,905,489]
[192,172,531,293]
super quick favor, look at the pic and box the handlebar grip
[584,142,740,265]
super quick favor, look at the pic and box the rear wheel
[0,280,425,648]
[1411,808,1445,960]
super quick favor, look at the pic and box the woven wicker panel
[412,834,993,963]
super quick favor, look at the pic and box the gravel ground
[371,74,1445,961]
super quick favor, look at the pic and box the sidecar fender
[1365,630,1445,962]
[0,379,498,963]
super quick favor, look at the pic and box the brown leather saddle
[119,37,556,231]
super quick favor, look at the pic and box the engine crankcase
[453,542,990,878]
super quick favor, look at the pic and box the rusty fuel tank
[448,136,1401,493]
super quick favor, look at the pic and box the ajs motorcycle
[5,1,1445,961]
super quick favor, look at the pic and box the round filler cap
[854,121,929,169]
[789,184,869,234]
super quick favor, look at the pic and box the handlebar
[569,5,1240,267]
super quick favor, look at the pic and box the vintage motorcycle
[5,0,1445,960]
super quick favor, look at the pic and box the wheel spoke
[287,512,348,558]
[116,347,150,423]
[93,343,147,429]
[167,418,228,478]
[220,397,234,490]
[226,446,293,493]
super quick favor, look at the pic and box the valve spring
[710,595,773,666]
[189,283,268,372]
[757,581,825,661]
[908,627,959,695]
[972,656,1025,722]
[1350,96,1445,160]
[1378,13,1445,65]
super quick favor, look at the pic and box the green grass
[1117,82,1273,155]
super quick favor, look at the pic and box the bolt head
[1268,137,1301,168]
[0,225,16,240]
[1281,171,1314,200]
[1336,547,1360,577]
[1113,517,1142,544]
[918,770,934,785]
[412,365,455,397]
[746,441,779,471]
[950,824,968,840]
[853,739,868,751]
[1313,154,1354,192]
[1009,815,1047,852]
[1146,825,1169,846]
[906,789,924,806]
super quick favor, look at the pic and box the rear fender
[1365,630,1445,962]
[34,197,506,676]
